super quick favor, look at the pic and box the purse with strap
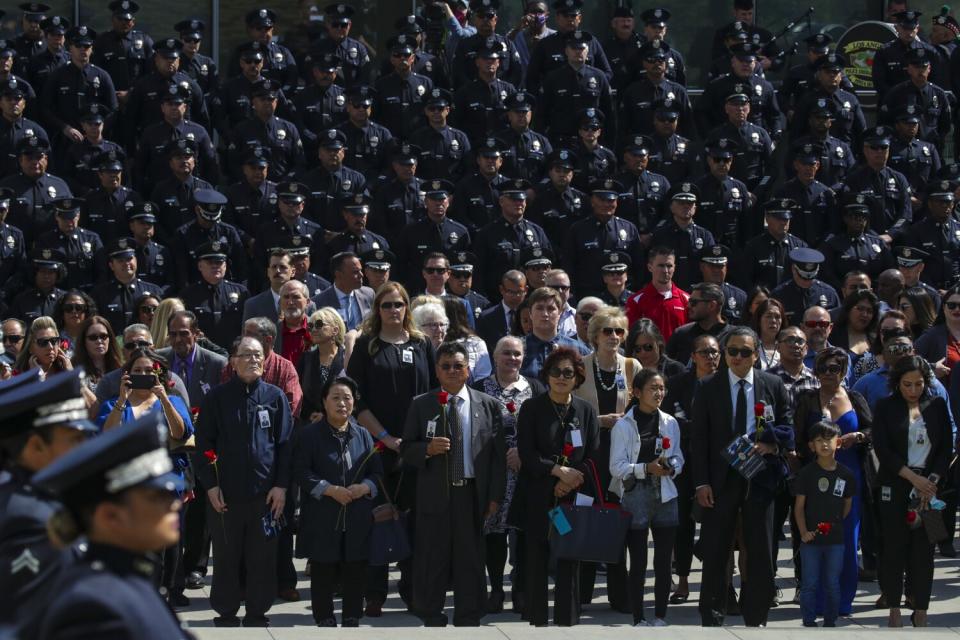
[368,476,412,566]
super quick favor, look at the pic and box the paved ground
[180,543,960,638]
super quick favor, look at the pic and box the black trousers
[276,483,298,590]
[208,496,278,619]
[413,483,486,626]
[627,526,676,622]
[311,560,366,624]
[578,555,629,609]
[366,466,414,605]
[525,534,580,626]
[698,474,776,627]
[674,469,697,578]
[182,492,210,575]
[878,480,935,610]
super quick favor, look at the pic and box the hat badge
[259,9,267,18]
[327,130,337,139]
[586,108,595,117]
[942,181,950,190]
[719,138,728,148]
[856,194,866,204]
[289,183,297,193]
[904,248,912,257]
[190,20,199,29]
[121,1,129,8]
[52,16,60,24]
[712,246,721,255]
[654,9,662,17]
[816,98,826,108]
[559,150,568,160]
[604,179,614,189]
[401,143,410,154]
[337,4,346,13]
[532,248,542,257]
[875,126,883,135]
[907,105,915,114]
[79,26,87,35]
[166,38,175,48]
[42,249,51,259]
[803,144,812,153]
[780,199,790,208]
[431,180,441,190]
[457,252,466,263]
[486,137,495,147]
[144,202,153,212]
[118,238,127,248]
[609,253,619,263]
[169,85,177,94]
[682,183,691,193]
[355,194,364,204]
[211,241,221,251]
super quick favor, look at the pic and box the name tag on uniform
[570,429,583,448]
[200,382,211,395]
[881,486,892,502]
[258,409,271,429]
[427,419,437,438]
[833,478,846,497]
[402,348,414,364]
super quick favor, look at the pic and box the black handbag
[368,477,412,566]
[549,460,633,565]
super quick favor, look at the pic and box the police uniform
[0,136,72,245]
[524,0,613,95]
[81,150,143,245]
[316,3,372,88]
[778,33,854,114]
[570,109,617,192]
[902,182,960,290]
[128,203,175,294]
[872,11,941,100]
[59,104,124,196]
[791,55,867,146]
[34,197,104,291]
[0,189,27,305]
[452,51,517,146]
[373,58,433,140]
[695,137,752,248]
[878,52,952,150]
[709,16,783,75]
[603,18,643,95]
[5,248,66,324]
[91,1,154,92]
[770,247,841,324]
[597,251,633,307]
[819,201,895,288]
[892,245,945,309]
[0,78,49,177]
[0,40,39,118]
[708,116,775,195]
[697,44,785,139]
[564,178,644,297]
[492,92,552,182]
[368,145,424,243]
[615,135,670,235]
[409,89,472,182]
[230,79,304,182]
[32,411,194,640]
[450,138,511,234]
[887,105,942,198]
[12,4,48,68]
[696,244,747,324]
[222,148,277,238]
[175,189,247,289]
[324,193,390,270]
[175,19,219,98]
[147,140,214,242]
[252,183,324,280]
[0,370,99,638]
[337,85,394,180]
[448,252,491,326]
[649,182,716,291]
[525,150,587,253]
[839,127,913,237]
[738,200,809,291]
[293,53,347,155]
[617,39,694,139]
[648,112,698,184]
[26,17,70,90]
[210,42,296,139]
[451,2,523,89]
[179,243,249,350]
[298,129,368,231]
[783,132,855,189]
[227,10,298,96]
[89,238,163,331]
[772,174,837,248]
[396,181,471,284]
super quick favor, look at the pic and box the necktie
[507,309,515,331]
[178,360,189,387]
[448,396,465,483]
[735,379,747,436]
[343,293,356,328]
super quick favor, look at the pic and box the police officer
[5,247,67,323]
[698,245,747,324]
[359,247,394,292]
[525,148,586,254]
[451,136,511,234]
[386,18,449,89]
[452,44,516,146]
[709,0,783,75]
[39,26,118,151]
[338,84,394,181]
[537,30,616,146]
[451,0,523,89]
[772,142,838,247]
[878,48,951,151]
[373,37,434,140]
[230,78,303,182]
[35,196,104,291]
[565,177,644,297]
[222,146,277,240]
[179,241,249,349]
[615,134,670,242]
[60,102,123,196]
[228,9,298,97]
[294,52,347,157]
[409,88,472,182]
[175,18,218,99]
[494,91,552,182]
[0,370,98,638]
[254,181,324,280]
[872,10,940,101]
[174,188,246,290]
[902,180,960,291]
[368,142,423,245]
[648,99,699,185]
[92,0,154,96]
[770,247,841,324]
[81,148,143,246]
[520,245,555,290]
[127,201,175,294]
[31,411,194,640]
[888,106,941,205]
[791,53,867,148]
[446,251,490,326]
[637,8,687,86]
[649,181,715,291]
[707,93,775,196]
[299,128,368,231]
[0,77,49,177]
[212,41,272,139]
[396,179,471,285]
[571,107,617,191]
[26,15,70,90]
[694,137,752,249]
[318,2,373,88]
[0,135,72,245]
[618,38,694,140]
[892,245,944,309]
[524,0,612,94]
[598,251,633,307]
[12,3,49,68]
[779,33,853,118]
[148,139,214,243]
[839,126,913,242]
[738,199,809,291]
[286,236,332,298]
[819,199,895,289]
[135,83,217,191]
[89,237,163,331]
[0,188,27,306]
[324,194,390,279]
[603,5,643,95]
[783,100,855,189]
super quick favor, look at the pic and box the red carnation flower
[562,443,574,458]
[60,339,70,351]
[506,401,517,414]
[754,402,765,417]
[906,510,918,524]
[437,390,449,405]
[203,449,218,464]
[661,436,671,450]
[374,440,387,453]
[189,406,200,418]
[153,362,161,371]
[816,522,832,536]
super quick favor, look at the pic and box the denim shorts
[621,482,678,529]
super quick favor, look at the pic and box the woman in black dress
[514,346,600,627]
[873,356,953,627]
[295,376,382,627]
[297,308,347,423]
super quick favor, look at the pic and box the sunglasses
[35,337,60,348]
[601,327,626,337]
[779,336,807,346]
[550,285,571,292]
[380,301,406,310]
[86,333,110,342]
[726,347,755,358]
[946,301,960,311]
[548,367,576,379]
[887,343,914,355]
[307,321,324,330]
[62,303,88,313]
[439,363,466,371]
[424,267,448,274]
[804,320,831,329]
[816,363,844,375]
[450,271,471,279]
[633,343,656,353]
[695,348,720,357]
[182,37,200,44]
[124,340,152,350]
[140,305,158,314]
[688,298,710,306]
[2,334,24,344]
[580,125,601,132]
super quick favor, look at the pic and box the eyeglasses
[946,301,960,311]
[123,340,152,350]
[422,322,449,331]
[578,312,594,322]
[600,327,626,337]
[688,298,710,306]
[779,336,807,346]
[633,343,656,353]
[140,305,158,314]
[450,271,471,279]
[380,301,406,310]
[86,333,110,342]
[886,343,914,355]
[502,288,526,297]
[816,363,844,375]
[726,347,755,358]
[307,321,324,330]
[234,352,264,361]
[804,320,831,329]
[35,337,59,348]
[423,267,448,275]
[2,335,24,344]
[549,284,570,292]
[695,348,721,358]
[439,363,466,371]
[548,367,576,379]
[62,303,88,313]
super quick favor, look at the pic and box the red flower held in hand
[190,406,200,418]
[660,436,671,450]
[816,522,832,536]
[203,449,218,464]
[506,401,517,414]
[562,443,574,458]
[754,402,765,417]
[437,390,449,405]
[153,362,161,371]
[374,440,387,453]
[906,510,918,524]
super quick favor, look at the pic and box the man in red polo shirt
[278,279,311,365]
[625,245,689,340]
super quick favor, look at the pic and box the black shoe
[242,616,269,627]
[169,592,190,608]
[213,616,241,628]
[726,589,741,616]
[185,571,204,590]
[341,617,360,627]
[423,614,448,627]
[701,609,724,627]
[939,543,957,558]
[511,588,526,615]
[316,617,337,628]
[858,568,877,582]
[486,590,505,614]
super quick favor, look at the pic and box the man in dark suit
[242,249,293,324]
[401,341,506,627]
[476,269,527,353]
[692,326,794,627]
[311,251,374,331]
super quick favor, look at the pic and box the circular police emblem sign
[532,140,541,151]
[525,229,534,240]
[416,84,425,97]
[450,140,460,151]
[134,39,143,49]
[343,180,352,190]
[731,187,741,199]
[694,237,703,249]
[6,236,14,249]
[371,241,380,250]
[618,229,627,240]
[277,129,286,140]
[48,186,57,198]
[155,254,164,266]
[228,292,239,303]
[754,84,762,96]
[82,242,92,254]
[336,94,345,106]
[677,142,686,153]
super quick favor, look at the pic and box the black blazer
[692,368,794,494]
[872,394,953,485]
[400,387,507,519]
[476,303,510,354]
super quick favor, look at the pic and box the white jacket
[609,408,684,502]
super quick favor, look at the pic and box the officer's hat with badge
[892,10,922,28]
[504,91,536,112]
[924,179,956,203]
[0,369,43,407]
[904,47,931,67]
[814,52,845,72]
[340,192,372,214]
[841,191,871,219]
[33,411,183,547]
[195,240,227,262]
[668,181,700,203]
[654,98,680,121]
[640,8,671,26]
[29,246,67,279]
[476,42,504,60]
[160,82,190,104]
[546,148,577,170]
[762,198,798,219]
[193,188,226,222]
[243,146,271,168]
[66,26,97,47]
[0,41,16,60]
[476,137,503,158]
[470,0,500,17]
[722,22,749,43]
[424,179,455,200]
[15,135,49,158]
[245,7,278,28]
[94,148,124,172]
[0,78,26,100]
[128,201,158,225]
[18,3,50,22]
[174,18,206,40]
[578,107,604,130]
[564,29,592,49]
[624,135,654,157]
[78,102,110,123]
[601,250,632,273]
[520,245,555,270]
[893,245,929,268]
[251,78,281,100]
[238,41,266,63]
[39,15,69,35]
[500,178,532,201]
[389,141,422,166]
[318,129,347,150]
[387,34,416,58]
[724,92,750,107]
[705,136,739,159]
[395,14,427,35]
[324,3,356,24]
[360,248,396,272]
[895,104,921,125]
[808,97,836,119]
[282,235,312,257]
[424,87,453,108]
[52,197,83,219]
[805,32,832,53]
[0,186,14,210]
[791,141,823,165]
[345,84,375,107]
[108,0,139,20]
[699,244,731,266]
[310,51,341,72]
[789,247,825,280]
[863,125,893,147]
[165,138,197,158]
[589,177,623,201]
[105,237,135,260]
[553,0,584,16]
[730,42,760,61]
[638,38,670,61]
[448,250,478,275]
